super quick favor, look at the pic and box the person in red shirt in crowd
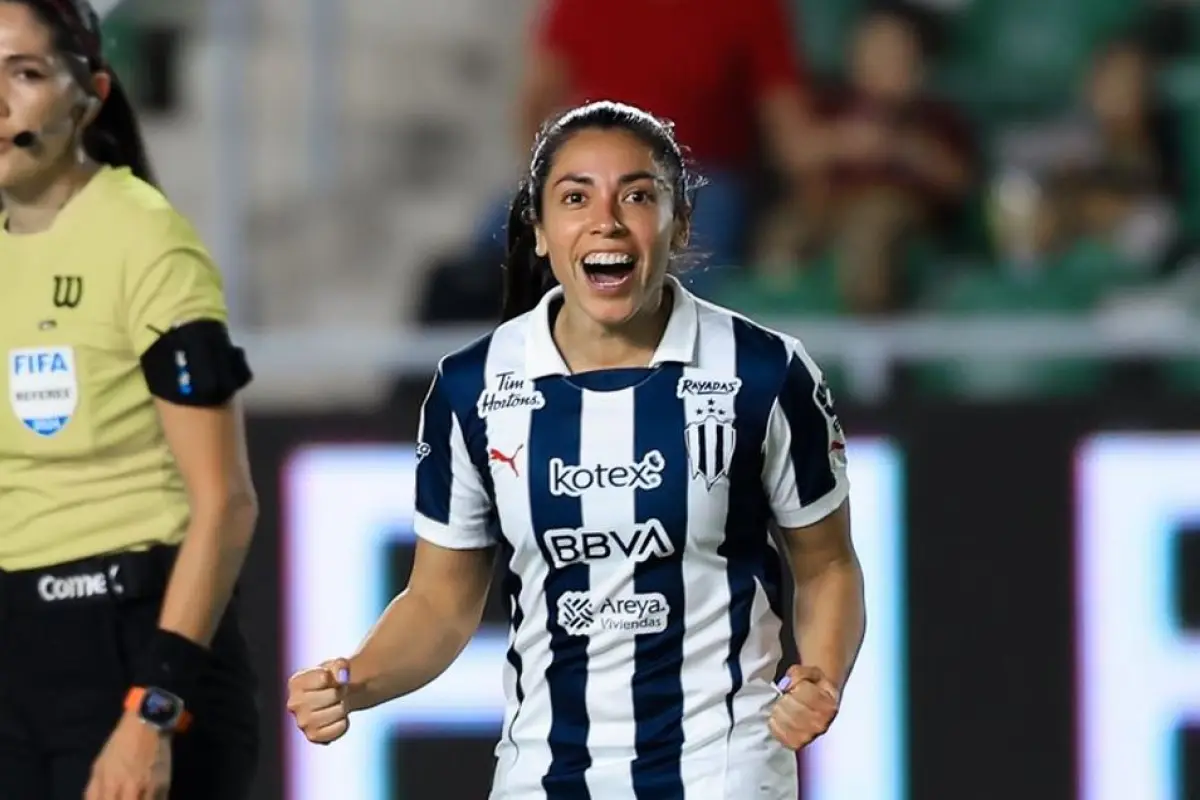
[471,0,816,294]
[759,5,975,313]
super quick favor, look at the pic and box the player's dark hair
[16,0,158,186]
[500,100,701,322]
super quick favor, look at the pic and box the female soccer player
[288,100,866,799]
[0,2,259,799]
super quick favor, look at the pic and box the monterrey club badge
[8,346,79,437]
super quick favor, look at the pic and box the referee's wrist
[132,628,210,705]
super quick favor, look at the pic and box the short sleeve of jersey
[761,340,849,528]
[412,369,495,549]
[124,214,228,356]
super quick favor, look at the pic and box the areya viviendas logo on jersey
[544,518,675,568]
[557,591,669,635]
[548,449,666,497]
[476,371,544,418]
[8,346,79,437]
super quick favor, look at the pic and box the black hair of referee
[500,101,705,321]
[12,0,156,186]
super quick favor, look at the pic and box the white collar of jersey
[524,274,699,378]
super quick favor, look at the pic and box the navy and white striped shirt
[414,277,849,800]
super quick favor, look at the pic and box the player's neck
[554,288,671,372]
[2,160,101,235]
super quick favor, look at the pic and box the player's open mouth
[581,251,636,291]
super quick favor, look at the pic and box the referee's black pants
[0,546,259,799]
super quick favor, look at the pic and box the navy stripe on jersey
[528,379,592,799]
[414,371,455,524]
[630,366,688,799]
[500,540,527,750]
[777,355,836,505]
[438,335,497,508]
[720,319,789,724]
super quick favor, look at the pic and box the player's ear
[81,72,111,128]
[534,226,548,258]
[670,216,690,252]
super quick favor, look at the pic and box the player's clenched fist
[287,658,352,744]
[768,665,840,751]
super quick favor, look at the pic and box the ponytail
[499,183,558,322]
[83,73,158,188]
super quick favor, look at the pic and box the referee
[0,2,259,799]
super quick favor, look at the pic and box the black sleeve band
[140,319,253,406]
[132,629,210,703]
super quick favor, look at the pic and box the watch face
[140,689,182,728]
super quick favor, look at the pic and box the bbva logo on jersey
[544,518,675,569]
[8,346,79,437]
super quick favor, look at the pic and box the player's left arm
[124,234,257,691]
[763,342,865,695]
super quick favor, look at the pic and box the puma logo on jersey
[489,445,523,476]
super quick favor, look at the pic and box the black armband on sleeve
[140,319,253,406]
[132,629,211,703]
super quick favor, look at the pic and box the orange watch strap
[124,687,193,733]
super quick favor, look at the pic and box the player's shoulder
[88,167,205,254]
[692,293,813,375]
[434,310,537,405]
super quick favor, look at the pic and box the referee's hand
[768,665,840,751]
[287,658,353,745]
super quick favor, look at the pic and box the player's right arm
[288,366,496,744]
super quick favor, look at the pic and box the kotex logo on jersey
[544,518,675,568]
[476,371,545,418]
[8,346,79,437]
[556,590,670,635]
[548,449,666,497]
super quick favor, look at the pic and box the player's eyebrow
[552,170,659,187]
[0,52,51,66]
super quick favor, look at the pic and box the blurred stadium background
[99,0,1198,797]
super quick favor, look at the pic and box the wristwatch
[124,686,193,734]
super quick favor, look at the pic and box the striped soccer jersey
[413,276,849,800]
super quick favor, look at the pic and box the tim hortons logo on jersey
[476,371,545,418]
[8,346,78,437]
[548,450,665,497]
[544,518,675,568]
[676,376,742,399]
[557,591,670,636]
[685,400,736,490]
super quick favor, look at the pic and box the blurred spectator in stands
[478,0,815,290]
[992,38,1183,273]
[757,5,974,314]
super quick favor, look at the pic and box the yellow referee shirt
[0,166,229,571]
